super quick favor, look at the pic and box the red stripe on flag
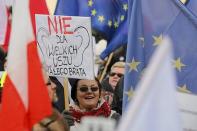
[0,75,28,131]
[29,0,49,35]
[28,41,52,127]
[0,41,53,130]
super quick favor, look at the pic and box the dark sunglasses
[109,72,123,77]
[78,86,99,93]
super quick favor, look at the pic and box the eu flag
[54,0,79,16]
[123,0,197,110]
[100,18,128,59]
[83,0,120,40]
[100,0,129,59]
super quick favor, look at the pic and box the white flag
[116,37,183,131]
[0,0,7,45]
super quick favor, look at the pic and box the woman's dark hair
[71,77,102,103]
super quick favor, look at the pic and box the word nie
[48,16,73,35]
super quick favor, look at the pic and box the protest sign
[78,117,115,131]
[35,15,94,79]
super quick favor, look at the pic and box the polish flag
[0,0,52,130]
[29,0,49,35]
[2,0,49,52]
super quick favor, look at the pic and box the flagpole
[63,78,69,110]
[45,0,58,15]
[99,53,113,82]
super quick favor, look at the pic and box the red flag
[29,0,49,35]
[0,0,52,130]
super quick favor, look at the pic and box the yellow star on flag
[127,58,141,72]
[123,4,128,11]
[125,88,134,101]
[178,84,191,93]
[108,20,112,27]
[88,0,93,7]
[120,15,125,21]
[180,0,188,4]
[98,15,105,23]
[114,21,119,28]
[173,57,186,72]
[138,37,145,47]
[91,9,97,16]
[153,34,163,46]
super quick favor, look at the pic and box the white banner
[35,15,94,79]
[116,38,183,131]
[0,0,7,45]
[177,92,197,131]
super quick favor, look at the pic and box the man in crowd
[101,61,125,106]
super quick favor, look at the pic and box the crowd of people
[0,44,126,131]
[0,1,127,130]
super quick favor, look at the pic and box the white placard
[35,14,94,79]
[0,0,7,45]
[177,92,197,131]
[79,117,115,131]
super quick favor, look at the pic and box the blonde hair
[111,61,125,71]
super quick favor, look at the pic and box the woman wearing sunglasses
[64,78,120,130]
[101,61,125,106]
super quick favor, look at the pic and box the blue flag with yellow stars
[100,0,130,59]
[100,18,128,59]
[78,0,121,40]
[123,0,197,110]
[54,0,129,59]
[54,0,79,16]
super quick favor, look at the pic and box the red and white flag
[0,0,52,130]
[29,0,49,35]
[2,6,11,52]
[0,0,8,46]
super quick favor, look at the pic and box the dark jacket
[111,76,124,114]
[101,77,114,93]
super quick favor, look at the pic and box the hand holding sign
[78,117,115,131]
